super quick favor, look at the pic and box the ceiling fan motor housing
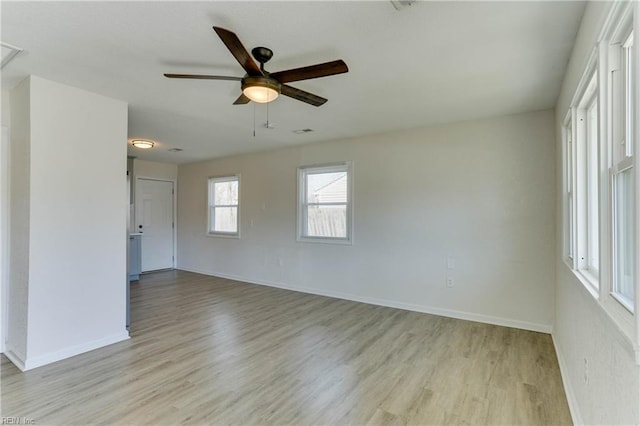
[251,47,273,66]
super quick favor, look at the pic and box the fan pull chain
[253,102,256,137]
[266,96,270,129]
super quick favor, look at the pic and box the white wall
[7,79,30,362]
[178,109,557,332]
[5,76,129,370]
[553,2,640,424]
[132,159,177,181]
[0,90,10,353]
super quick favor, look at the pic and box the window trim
[608,21,635,313]
[297,162,353,244]
[563,111,575,267]
[560,0,637,344]
[573,68,601,292]
[207,174,240,238]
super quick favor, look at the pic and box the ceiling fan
[164,26,349,107]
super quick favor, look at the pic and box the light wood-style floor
[2,270,572,425]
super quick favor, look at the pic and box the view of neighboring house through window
[208,175,239,236]
[298,163,352,242]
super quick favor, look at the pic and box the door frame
[134,176,177,270]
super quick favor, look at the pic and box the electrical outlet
[446,277,454,287]
[447,257,455,269]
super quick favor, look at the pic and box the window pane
[565,122,573,260]
[306,172,347,203]
[613,167,634,305]
[568,193,574,259]
[214,180,238,205]
[586,99,599,274]
[624,33,634,157]
[306,205,347,238]
[213,207,237,233]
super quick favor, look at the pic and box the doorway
[135,178,175,272]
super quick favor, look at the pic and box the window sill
[574,269,600,299]
[610,291,634,314]
[297,236,353,245]
[206,232,240,239]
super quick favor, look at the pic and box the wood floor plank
[1,270,572,425]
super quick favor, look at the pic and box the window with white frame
[562,3,636,319]
[573,71,600,290]
[563,118,574,262]
[207,175,239,236]
[298,163,352,242]
[610,29,634,310]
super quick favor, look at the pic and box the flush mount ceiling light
[241,76,280,104]
[131,139,154,149]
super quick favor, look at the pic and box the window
[563,118,574,262]
[562,4,636,319]
[207,175,239,236]
[298,163,352,243]
[611,30,634,310]
[574,71,600,289]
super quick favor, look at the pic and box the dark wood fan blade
[270,60,348,84]
[281,85,327,107]
[233,93,251,105]
[164,73,242,81]
[213,26,263,77]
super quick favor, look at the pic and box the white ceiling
[1,1,585,164]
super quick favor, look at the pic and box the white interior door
[136,178,174,272]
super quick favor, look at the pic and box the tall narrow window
[613,167,633,307]
[298,163,352,243]
[574,71,600,291]
[564,119,574,261]
[623,32,634,158]
[611,30,634,310]
[207,175,239,236]
[586,97,599,276]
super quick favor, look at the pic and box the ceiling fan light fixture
[131,139,155,149]
[242,77,281,103]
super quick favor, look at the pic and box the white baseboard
[9,331,130,371]
[177,266,552,334]
[551,333,583,425]
[4,347,26,371]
